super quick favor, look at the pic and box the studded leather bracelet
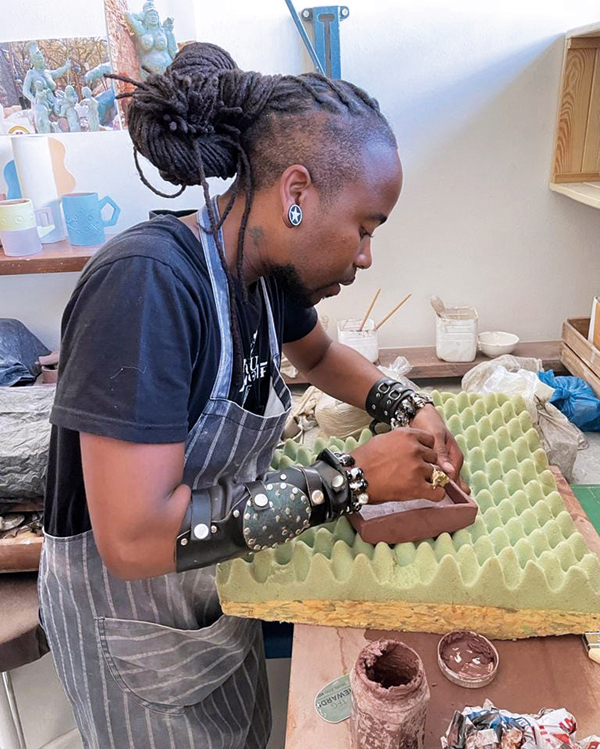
[175,451,366,571]
[366,376,434,431]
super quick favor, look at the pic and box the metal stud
[303,520,310,528]
[233,509,240,518]
[210,525,217,534]
[244,513,251,521]
[296,515,301,522]
[193,523,210,540]
[262,525,268,532]
[280,483,287,489]
[266,484,273,491]
[180,537,188,546]
[311,489,325,505]
[244,528,250,536]
[275,515,280,522]
[292,488,299,495]
[280,474,287,481]
[358,493,369,505]
[254,493,269,508]
[249,538,256,545]
[332,474,345,490]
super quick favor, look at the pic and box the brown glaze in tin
[437,630,499,688]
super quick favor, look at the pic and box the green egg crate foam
[217,392,600,618]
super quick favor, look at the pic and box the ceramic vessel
[349,479,477,545]
[62,192,120,246]
[478,331,520,357]
[350,640,430,749]
[0,198,54,256]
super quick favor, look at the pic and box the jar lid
[437,630,499,689]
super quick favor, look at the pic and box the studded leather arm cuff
[365,376,434,430]
[175,457,359,570]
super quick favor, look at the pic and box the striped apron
[39,201,292,748]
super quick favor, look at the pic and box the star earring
[288,204,303,227]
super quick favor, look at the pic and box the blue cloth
[538,370,600,431]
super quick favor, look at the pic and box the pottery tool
[375,294,412,331]
[582,632,600,663]
[358,288,381,332]
[430,295,446,317]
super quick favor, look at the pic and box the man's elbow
[97,537,161,581]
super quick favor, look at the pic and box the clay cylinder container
[350,640,430,749]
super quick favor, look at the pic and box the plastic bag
[0,385,55,500]
[315,357,418,439]
[538,370,600,432]
[0,318,50,386]
[462,357,586,481]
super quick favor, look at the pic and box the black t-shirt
[44,216,317,537]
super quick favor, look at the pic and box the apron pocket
[97,613,258,713]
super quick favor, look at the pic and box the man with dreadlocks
[40,42,464,747]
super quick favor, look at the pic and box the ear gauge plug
[288,204,303,227]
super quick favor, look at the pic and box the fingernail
[442,462,453,473]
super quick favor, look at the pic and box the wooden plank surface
[561,342,600,397]
[554,48,596,175]
[583,49,600,172]
[285,626,600,749]
[0,533,43,573]
[0,236,113,275]
[553,48,594,175]
[285,341,565,385]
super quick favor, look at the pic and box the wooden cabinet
[551,22,600,208]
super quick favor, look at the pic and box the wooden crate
[561,316,600,397]
[551,22,600,208]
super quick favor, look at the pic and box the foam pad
[217,392,600,637]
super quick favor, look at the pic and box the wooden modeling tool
[359,288,381,332]
[375,294,412,331]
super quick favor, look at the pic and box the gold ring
[430,468,450,489]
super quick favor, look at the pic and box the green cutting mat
[572,485,600,535]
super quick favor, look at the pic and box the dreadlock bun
[124,42,279,187]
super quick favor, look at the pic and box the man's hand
[411,404,470,493]
[350,428,446,504]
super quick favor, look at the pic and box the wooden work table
[284,470,600,747]
[285,626,600,747]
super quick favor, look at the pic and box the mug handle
[34,207,55,238]
[98,196,121,229]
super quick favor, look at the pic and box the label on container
[314,674,352,723]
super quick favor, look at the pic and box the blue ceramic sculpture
[125,0,177,79]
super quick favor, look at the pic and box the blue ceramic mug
[62,192,120,246]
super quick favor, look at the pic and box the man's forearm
[302,341,382,410]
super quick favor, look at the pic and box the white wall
[1,0,600,350]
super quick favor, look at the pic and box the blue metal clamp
[284,0,349,79]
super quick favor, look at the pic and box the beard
[270,263,319,308]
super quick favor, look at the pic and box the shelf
[550,22,600,207]
[0,236,113,275]
[284,340,566,385]
[550,180,600,208]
